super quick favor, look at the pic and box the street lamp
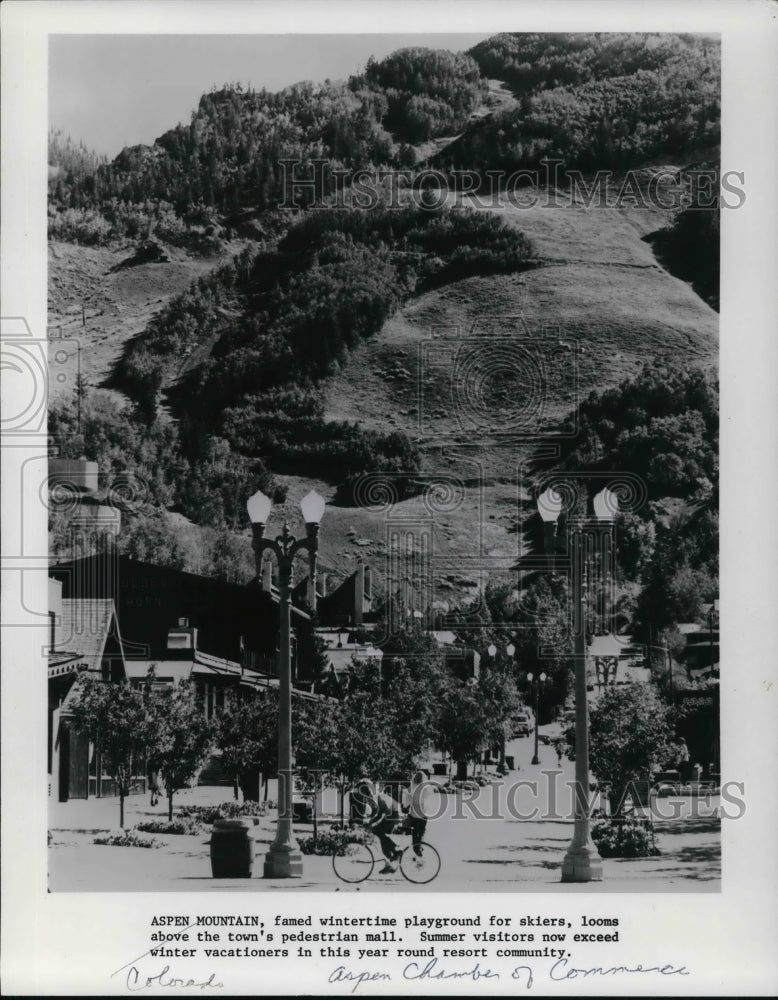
[486,642,509,771]
[526,671,547,765]
[247,488,325,879]
[538,484,617,883]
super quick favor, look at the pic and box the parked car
[513,712,533,737]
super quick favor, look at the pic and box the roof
[56,599,117,673]
[123,656,326,700]
[49,599,125,694]
[51,553,311,618]
[47,652,83,679]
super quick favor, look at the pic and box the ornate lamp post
[537,484,617,883]
[486,642,517,771]
[526,671,547,765]
[246,488,325,879]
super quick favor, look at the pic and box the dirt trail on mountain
[47,241,230,404]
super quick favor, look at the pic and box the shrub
[591,818,660,858]
[298,824,372,856]
[177,800,268,824]
[93,831,163,849]
[135,819,203,835]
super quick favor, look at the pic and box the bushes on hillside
[114,205,533,494]
[435,33,719,177]
[357,48,487,143]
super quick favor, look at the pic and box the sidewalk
[48,782,721,893]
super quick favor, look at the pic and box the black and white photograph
[2,1,777,996]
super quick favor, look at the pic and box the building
[49,552,329,797]
[294,561,375,627]
[48,577,130,801]
[49,553,318,684]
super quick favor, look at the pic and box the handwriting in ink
[403,957,500,982]
[548,958,689,981]
[125,964,223,991]
[328,966,392,992]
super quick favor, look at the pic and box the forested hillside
[437,33,719,174]
[48,33,720,613]
[49,34,719,242]
[111,203,536,501]
[48,46,486,242]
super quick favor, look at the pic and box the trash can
[210,819,255,878]
[432,763,448,777]
[505,755,515,771]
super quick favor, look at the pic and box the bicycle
[332,828,441,885]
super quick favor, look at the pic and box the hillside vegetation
[451,33,720,173]
[48,34,720,616]
[111,203,536,501]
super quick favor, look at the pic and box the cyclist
[354,779,404,874]
[408,769,436,856]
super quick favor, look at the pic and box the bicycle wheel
[332,842,375,883]
[399,842,440,884]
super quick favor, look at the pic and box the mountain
[48,34,719,601]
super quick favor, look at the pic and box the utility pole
[77,342,83,435]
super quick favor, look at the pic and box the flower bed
[177,801,270,825]
[298,824,372,856]
[93,831,162,849]
[135,819,203,836]
[591,818,660,858]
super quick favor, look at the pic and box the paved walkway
[49,738,721,893]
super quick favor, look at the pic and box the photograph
[44,26,722,896]
[2,1,777,996]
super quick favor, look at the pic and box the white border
[2,1,778,995]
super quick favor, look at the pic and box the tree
[303,642,443,807]
[435,678,488,779]
[146,679,213,820]
[294,695,341,834]
[68,677,152,828]
[563,683,677,815]
[213,690,278,801]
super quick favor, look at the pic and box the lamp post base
[531,754,540,765]
[560,845,603,883]
[263,848,304,879]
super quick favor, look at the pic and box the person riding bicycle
[408,770,436,856]
[354,779,404,874]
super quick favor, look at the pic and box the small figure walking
[677,738,690,780]
[149,770,160,807]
